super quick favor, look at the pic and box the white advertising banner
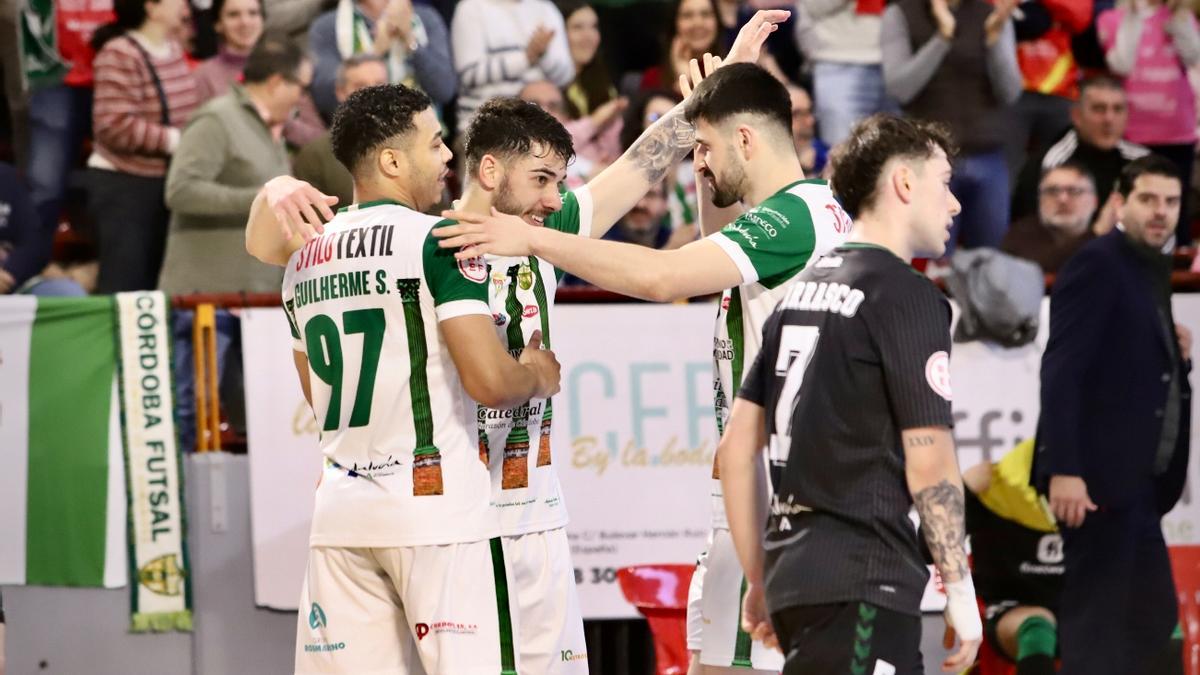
[243,298,1200,618]
[242,308,324,610]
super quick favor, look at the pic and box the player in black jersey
[717,113,982,674]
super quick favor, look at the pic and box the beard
[492,174,526,217]
[705,159,746,209]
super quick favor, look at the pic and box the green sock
[1016,615,1057,660]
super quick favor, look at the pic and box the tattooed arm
[903,426,982,671]
[583,103,696,238]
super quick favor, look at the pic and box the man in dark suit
[1035,154,1193,675]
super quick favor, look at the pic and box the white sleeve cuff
[435,299,492,322]
[707,232,758,284]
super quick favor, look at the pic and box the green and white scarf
[18,0,68,89]
[335,0,428,87]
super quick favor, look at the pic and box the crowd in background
[2,0,1198,302]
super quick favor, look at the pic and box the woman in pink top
[89,0,201,291]
[192,0,325,146]
[1099,0,1200,244]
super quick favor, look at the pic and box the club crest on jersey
[522,304,539,319]
[491,271,506,292]
[517,263,534,290]
[925,351,952,401]
[458,256,487,283]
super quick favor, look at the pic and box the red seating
[1169,545,1200,675]
[616,564,695,675]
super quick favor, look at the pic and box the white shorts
[687,528,785,672]
[294,541,514,675]
[500,528,589,674]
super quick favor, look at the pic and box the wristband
[943,575,983,642]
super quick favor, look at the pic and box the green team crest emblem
[138,554,186,596]
[517,263,534,291]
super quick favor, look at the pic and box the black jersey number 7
[770,325,820,465]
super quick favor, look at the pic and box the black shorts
[771,602,923,675]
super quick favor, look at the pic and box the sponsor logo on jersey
[561,649,588,663]
[925,351,952,401]
[824,202,852,233]
[458,256,488,283]
[309,603,327,629]
[724,223,758,249]
[522,304,539,318]
[491,271,506,292]
[1036,533,1065,564]
[304,641,346,653]
[721,294,731,311]
[415,621,479,640]
[492,313,506,326]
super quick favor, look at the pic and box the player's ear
[478,154,502,191]
[892,163,914,205]
[378,147,405,180]
[737,124,754,160]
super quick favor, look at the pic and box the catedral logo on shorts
[415,621,479,640]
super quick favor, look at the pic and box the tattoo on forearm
[905,434,935,448]
[627,107,695,185]
[914,479,969,583]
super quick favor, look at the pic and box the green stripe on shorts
[731,575,753,667]
[489,537,518,675]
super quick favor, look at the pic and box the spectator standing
[292,54,389,209]
[1003,0,1093,181]
[1002,162,1100,272]
[19,0,114,237]
[882,0,1023,251]
[88,0,201,293]
[192,0,325,147]
[452,0,574,132]
[519,79,626,183]
[639,0,726,92]
[556,0,618,118]
[1011,76,1149,221]
[160,39,309,452]
[786,83,829,175]
[795,0,890,146]
[1098,0,1200,246]
[159,39,309,295]
[0,162,41,293]
[1034,155,1192,675]
[310,0,455,120]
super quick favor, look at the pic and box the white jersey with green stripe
[705,179,851,529]
[480,187,593,536]
[281,199,499,547]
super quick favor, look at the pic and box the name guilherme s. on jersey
[737,243,954,617]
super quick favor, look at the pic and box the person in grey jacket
[882,0,1022,251]
[794,0,892,146]
[308,0,455,119]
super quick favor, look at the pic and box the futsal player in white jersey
[249,84,561,675]
[434,59,852,674]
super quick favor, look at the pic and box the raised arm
[584,11,788,236]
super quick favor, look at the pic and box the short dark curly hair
[830,114,957,219]
[330,84,432,178]
[683,63,791,140]
[463,98,575,178]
